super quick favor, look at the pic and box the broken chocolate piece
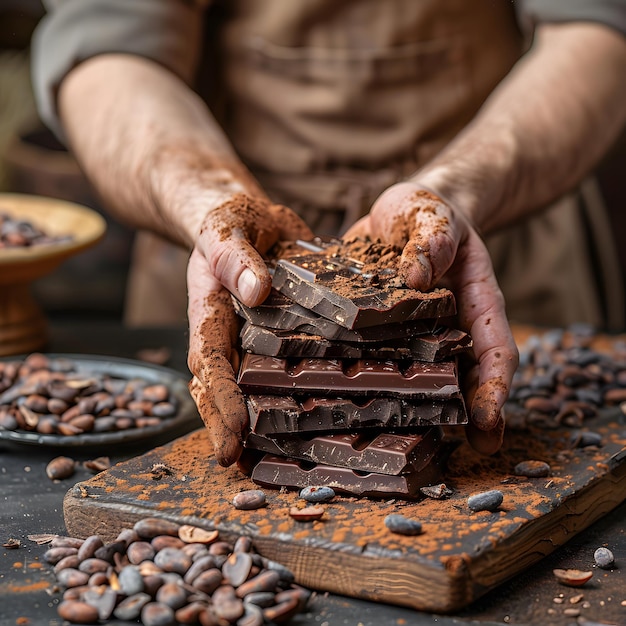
[244,428,443,475]
[237,354,462,399]
[247,395,466,434]
[233,290,439,343]
[272,253,455,329]
[240,322,471,361]
[251,454,443,498]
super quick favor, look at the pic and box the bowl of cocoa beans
[0,353,199,446]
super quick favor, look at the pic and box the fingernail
[237,267,260,304]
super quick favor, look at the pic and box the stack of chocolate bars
[234,237,471,498]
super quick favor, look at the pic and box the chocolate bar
[272,253,456,329]
[233,290,439,343]
[240,322,471,361]
[237,354,462,399]
[246,395,467,434]
[244,428,443,475]
[251,454,444,498]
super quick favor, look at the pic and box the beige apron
[125,0,624,330]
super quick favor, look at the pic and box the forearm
[58,53,264,248]
[415,22,626,233]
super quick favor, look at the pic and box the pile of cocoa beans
[45,517,310,625]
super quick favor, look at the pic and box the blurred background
[1,1,625,324]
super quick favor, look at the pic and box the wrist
[410,126,518,234]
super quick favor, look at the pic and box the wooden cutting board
[63,409,626,613]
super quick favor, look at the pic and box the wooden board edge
[63,488,471,613]
[465,458,626,593]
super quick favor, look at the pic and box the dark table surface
[1,320,625,626]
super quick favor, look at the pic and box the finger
[187,250,247,465]
[187,250,239,373]
[201,234,272,307]
[366,184,460,291]
[189,376,241,466]
[447,229,519,433]
[343,215,372,240]
[267,204,314,241]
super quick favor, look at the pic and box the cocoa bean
[23,394,48,412]
[77,535,104,561]
[222,552,253,587]
[94,540,126,562]
[69,413,95,432]
[212,585,244,622]
[152,535,185,551]
[208,541,232,556]
[514,460,551,478]
[44,546,78,564]
[178,525,218,545]
[236,570,280,598]
[181,543,209,560]
[81,586,117,620]
[114,593,152,620]
[183,555,217,585]
[127,541,156,565]
[156,581,188,610]
[140,384,169,403]
[153,547,192,575]
[57,600,99,624]
[299,485,335,503]
[134,518,181,539]
[242,591,276,607]
[233,536,252,553]
[175,601,208,624]
[238,604,264,626]
[56,568,90,588]
[232,489,266,510]
[116,528,140,546]
[118,565,145,595]
[190,568,222,595]
[45,456,76,480]
[88,572,109,586]
[78,558,110,575]
[263,594,300,623]
[468,490,504,512]
[384,514,423,536]
[54,555,81,573]
[141,601,176,626]
[289,506,324,522]
[151,402,177,418]
[594,547,614,569]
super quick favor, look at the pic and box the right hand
[345,183,519,455]
[187,194,312,465]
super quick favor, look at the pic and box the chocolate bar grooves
[237,354,463,399]
[232,237,470,498]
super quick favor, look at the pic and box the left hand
[345,182,519,454]
[187,198,313,466]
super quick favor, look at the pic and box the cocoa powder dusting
[270,235,453,302]
[68,416,626,585]
[208,193,278,254]
[472,377,507,431]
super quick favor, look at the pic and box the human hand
[187,195,312,465]
[345,182,518,454]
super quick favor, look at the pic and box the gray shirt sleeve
[31,0,206,142]
[518,0,626,37]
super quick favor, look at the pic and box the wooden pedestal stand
[0,193,106,356]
